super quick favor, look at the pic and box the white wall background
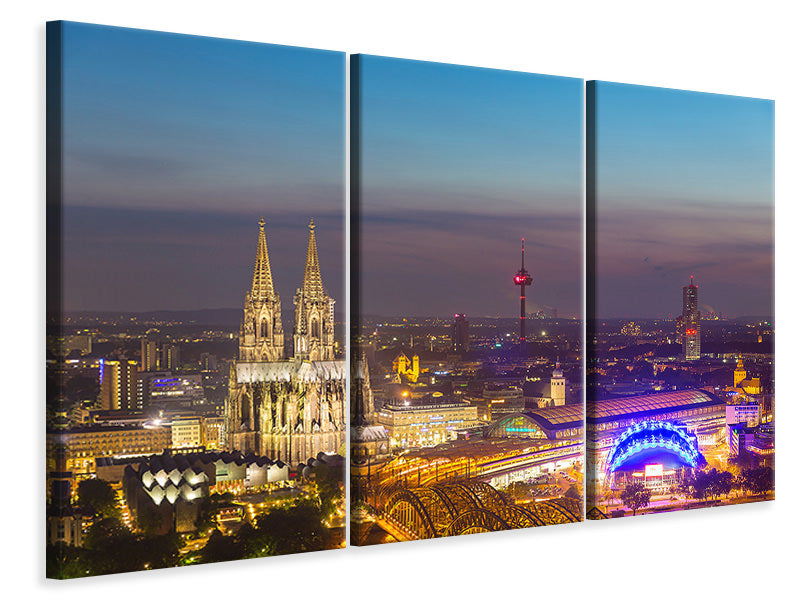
[4,1,797,597]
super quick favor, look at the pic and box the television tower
[513,238,533,344]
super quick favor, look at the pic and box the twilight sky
[357,56,583,318]
[592,82,774,319]
[60,22,344,313]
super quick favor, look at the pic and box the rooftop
[237,359,346,383]
[382,394,469,411]
[525,404,584,429]
[588,389,725,424]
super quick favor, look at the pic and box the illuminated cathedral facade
[225,218,345,465]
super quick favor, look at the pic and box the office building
[99,359,139,411]
[682,276,700,360]
[451,313,470,353]
[140,339,159,372]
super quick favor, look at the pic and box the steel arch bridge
[382,481,581,539]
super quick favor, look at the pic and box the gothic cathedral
[225,218,345,465]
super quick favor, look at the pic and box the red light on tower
[514,238,533,345]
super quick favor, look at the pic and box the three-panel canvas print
[46,21,775,579]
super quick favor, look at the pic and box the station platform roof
[588,389,725,425]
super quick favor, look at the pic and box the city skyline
[59,23,345,314]
[593,82,774,319]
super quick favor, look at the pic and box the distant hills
[61,308,242,327]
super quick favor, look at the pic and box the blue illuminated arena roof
[607,420,702,472]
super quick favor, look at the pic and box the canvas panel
[586,81,775,519]
[45,21,346,578]
[350,55,585,544]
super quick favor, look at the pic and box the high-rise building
[675,315,684,345]
[682,276,700,360]
[140,339,159,372]
[226,219,345,464]
[161,343,181,371]
[451,313,470,353]
[199,352,218,371]
[99,359,139,410]
[141,338,180,372]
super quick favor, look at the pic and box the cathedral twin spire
[240,217,284,362]
[251,217,276,300]
[240,218,335,363]
[301,219,325,298]
[294,219,335,361]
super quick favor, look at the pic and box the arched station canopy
[486,414,548,439]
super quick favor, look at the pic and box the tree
[46,542,92,579]
[193,497,331,563]
[83,517,133,551]
[692,470,712,500]
[313,464,344,517]
[729,451,754,474]
[198,529,245,564]
[136,500,167,536]
[620,481,651,516]
[82,517,180,575]
[684,468,736,501]
[674,471,694,506]
[136,531,181,570]
[83,518,139,575]
[685,470,712,500]
[235,522,270,558]
[741,466,774,496]
[255,499,327,555]
[601,487,619,507]
[709,469,734,498]
[77,478,120,519]
[195,492,234,532]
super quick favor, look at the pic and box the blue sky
[592,82,774,318]
[59,22,344,312]
[357,55,583,318]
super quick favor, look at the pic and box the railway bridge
[379,480,581,540]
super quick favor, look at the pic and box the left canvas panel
[46,22,346,579]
